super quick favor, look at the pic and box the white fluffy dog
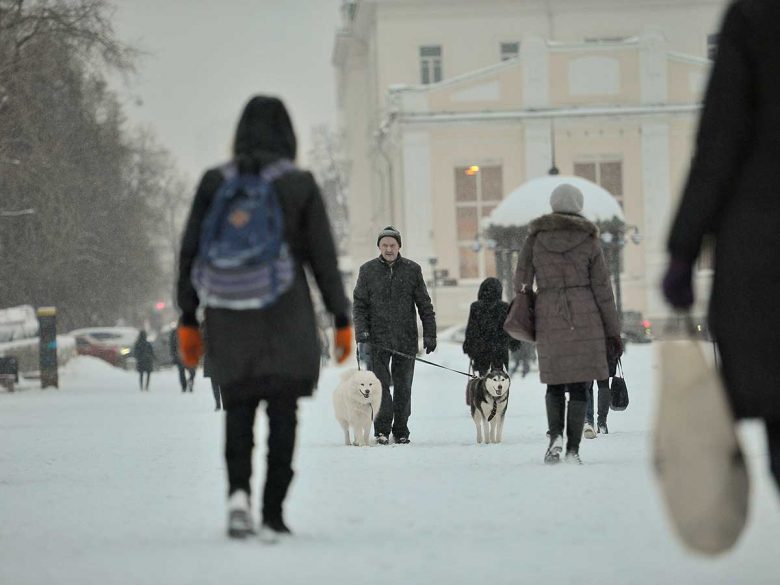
[332,369,382,446]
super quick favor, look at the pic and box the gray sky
[111,0,342,183]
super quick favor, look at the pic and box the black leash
[372,343,477,379]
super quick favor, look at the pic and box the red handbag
[503,290,536,343]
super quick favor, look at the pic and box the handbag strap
[616,357,625,379]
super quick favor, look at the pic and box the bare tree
[308,124,350,255]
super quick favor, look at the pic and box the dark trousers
[211,380,222,409]
[138,371,151,391]
[767,420,780,494]
[225,393,298,522]
[546,382,589,453]
[177,365,195,391]
[365,345,415,439]
[586,379,611,426]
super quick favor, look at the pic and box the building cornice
[395,104,702,126]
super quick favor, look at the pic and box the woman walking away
[514,184,622,464]
[176,96,352,541]
[463,277,518,377]
[663,0,780,494]
[133,330,155,391]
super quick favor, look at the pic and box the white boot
[227,490,254,539]
[583,423,597,439]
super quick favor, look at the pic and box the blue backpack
[192,159,296,309]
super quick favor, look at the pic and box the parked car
[621,311,653,343]
[69,327,140,369]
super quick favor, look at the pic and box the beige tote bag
[654,335,750,556]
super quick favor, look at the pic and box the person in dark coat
[514,184,622,464]
[169,328,195,392]
[176,96,352,539]
[133,330,154,391]
[663,0,780,493]
[462,277,518,376]
[353,226,437,445]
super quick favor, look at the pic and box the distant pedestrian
[663,0,780,494]
[133,330,155,391]
[176,96,352,541]
[353,226,437,445]
[513,184,622,464]
[463,277,518,377]
[169,328,195,392]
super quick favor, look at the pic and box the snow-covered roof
[486,175,624,228]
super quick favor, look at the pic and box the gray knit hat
[376,225,402,247]
[550,183,584,215]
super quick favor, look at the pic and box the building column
[400,130,435,277]
[641,121,672,319]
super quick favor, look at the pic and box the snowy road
[1,343,778,585]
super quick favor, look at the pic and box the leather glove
[423,336,437,354]
[334,326,353,365]
[177,324,203,368]
[662,257,694,309]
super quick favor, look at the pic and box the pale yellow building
[333,0,728,327]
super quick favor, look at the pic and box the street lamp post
[601,225,641,322]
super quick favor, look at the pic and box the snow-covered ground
[1,342,778,585]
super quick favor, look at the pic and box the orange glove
[177,325,203,368]
[334,326,353,364]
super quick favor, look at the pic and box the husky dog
[332,369,382,446]
[467,368,511,444]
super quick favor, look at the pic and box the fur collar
[529,213,599,236]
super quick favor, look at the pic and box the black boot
[545,392,566,464]
[545,392,565,439]
[566,398,587,458]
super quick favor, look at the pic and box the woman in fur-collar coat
[514,184,621,464]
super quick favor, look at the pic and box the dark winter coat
[463,277,516,374]
[352,255,436,354]
[133,333,154,373]
[176,96,350,402]
[515,213,620,385]
[667,0,780,420]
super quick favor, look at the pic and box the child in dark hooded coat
[463,277,518,377]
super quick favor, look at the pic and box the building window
[707,34,719,61]
[455,165,503,279]
[573,159,624,207]
[500,42,520,61]
[420,45,442,84]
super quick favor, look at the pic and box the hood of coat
[529,213,599,253]
[233,96,297,171]
[477,277,503,304]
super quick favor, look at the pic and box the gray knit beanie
[376,225,402,247]
[550,183,584,215]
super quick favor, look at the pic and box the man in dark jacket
[353,226,436,445]
[663,0,780,493]
[169,328,195,392]
[176,96,352,540]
